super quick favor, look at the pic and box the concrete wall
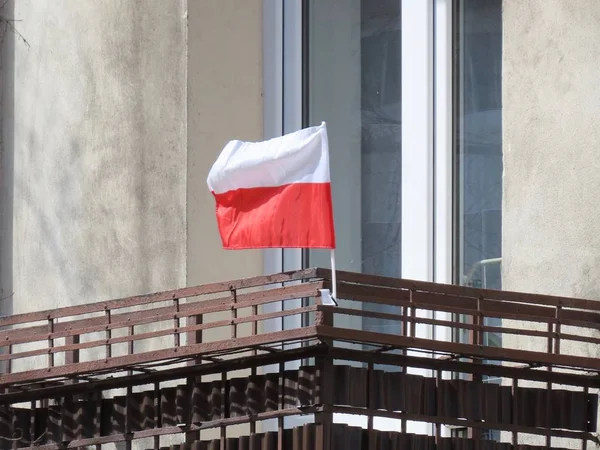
[0,0,264,445]
[7,0,188,367]
[502,0,600,446]
[187,0,263,289]
[0,0,264,375]
[7,0,188,308]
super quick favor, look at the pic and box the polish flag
[207,122,336,250]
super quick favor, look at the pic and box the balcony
[0,268,597,449]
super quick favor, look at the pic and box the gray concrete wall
[2,0,264,368]
[7,0,188,305]
[7,0,188,368]
[502,0,600,447]
[187,0,264,290]
[0,0,266,435]
[1,0,265,444]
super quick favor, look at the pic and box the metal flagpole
[330,249,338,304]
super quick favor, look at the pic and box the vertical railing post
[47,317,54,371]
[401,291,412,434]
[126,324,134,450]
[11,403,18,450]
[188,309,203,366]
[65,334,80,365]
[512,377,518,446]
[186,301,203,443]
[409,288,416,339]
[29,400,35,446]
[469,296,483,443]
[94,390,102,450]
[435,368,442,445]
[314,294,333,450]
[554,305,562,355]
[104,308,112,361]
[582,386,589,450]
[277,361,285,450]
[546,317,554,447]
[367,361,375,449]
[250,302,258,440]
[403,289,416,435]
[221,370,227,450]
[154,382,161,450]
[173,297,181,349]
[230,287,237,339]
[185,376,197,444]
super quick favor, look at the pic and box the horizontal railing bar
[335,282,600,331]
[318,267,600,312]
[326,305,555,341]
[559,331,600,346]
[334,282,411,305]
[0,305,319,363]
[559,311,600,330]
[336,282,560,327]
[0,268,319,327]
[0,327,319,387]
[317,325,600,372]
[1,282,322,348]
[332,282,496,316]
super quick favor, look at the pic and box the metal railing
[0,268,597,449]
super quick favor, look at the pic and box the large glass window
[306,0,402,337]
[272,0,504,435]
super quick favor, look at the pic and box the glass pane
[456,0,502,290]
[455,0,503,404]
[306,0,402,356]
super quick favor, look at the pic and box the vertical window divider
[401,0,435,436]
[433,0,454,436]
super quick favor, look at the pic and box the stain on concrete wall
[9,0,187,365]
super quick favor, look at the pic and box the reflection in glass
[456,0,502,293]
[306,0,402,360]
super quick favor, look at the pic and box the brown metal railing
[317,268,600,372]
[0,268,598,449]
[0,269,322,387]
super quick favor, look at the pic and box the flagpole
[330,249,337,301]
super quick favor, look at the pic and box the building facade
[0,0,598,447]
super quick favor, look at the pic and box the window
[264,0,503,437]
